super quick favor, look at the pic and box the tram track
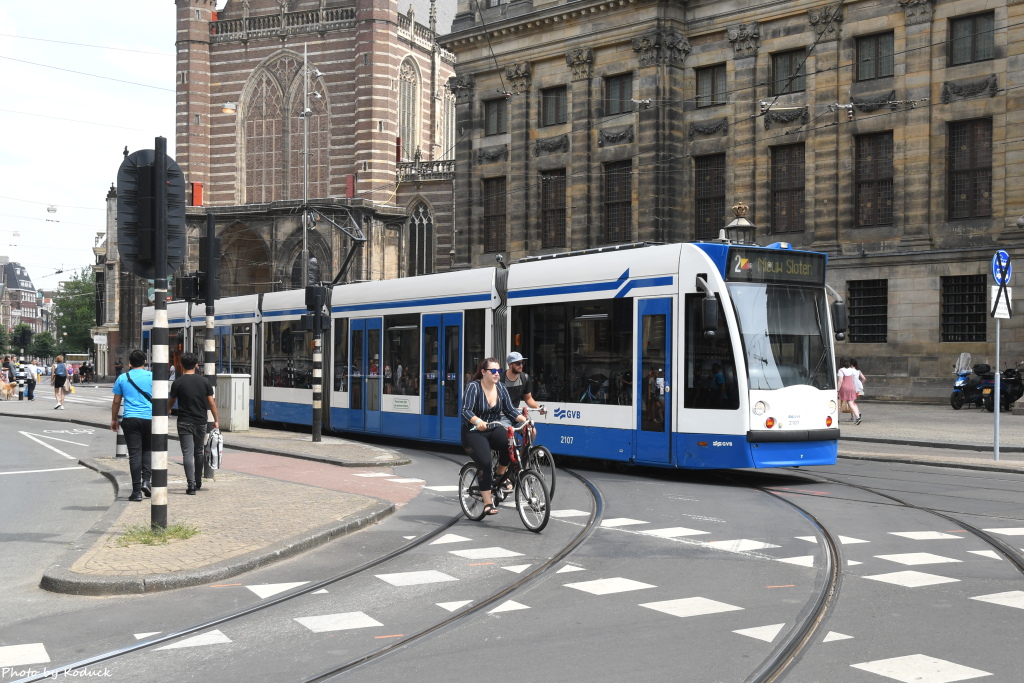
[14,459,601,683]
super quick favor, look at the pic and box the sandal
[483,504,500,516]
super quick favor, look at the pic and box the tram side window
[510,298,632,404]
[385,314,420,395]
[231,324,252,377]
[463,309,485,383]
[684,294,739,410]
[333,318,349,392]
[263,320,313,389]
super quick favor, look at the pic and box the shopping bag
[840,400,852,414]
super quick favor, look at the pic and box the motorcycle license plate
[983,388,992,394]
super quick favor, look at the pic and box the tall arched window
[408,203,434,276]
[441,91,457,160]
[399,59,419,161]
[289,87,330,200]
[244,72,284,203]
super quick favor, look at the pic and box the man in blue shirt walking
[110,350,153,502]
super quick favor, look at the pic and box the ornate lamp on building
[721,201,757,245]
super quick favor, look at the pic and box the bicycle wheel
[459,463,486,521]
[516,470,550,532]
[529,445,557,500]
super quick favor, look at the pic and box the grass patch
[116,522,200,547]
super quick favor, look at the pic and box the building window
[441,93,456,159]
[694,154,726,240]
[856,32,895,81]
[484,98,508,136]
[941,275,986,342]
[399,59,419,161]
[541,87,568,127]
[486,0,506,6]
[770,144,805,233]
[483,177,507,252]
[541,170,567,248]
[244,71,284,204]
[855,132,894,227]
[696,65,726,107]
[407,203,434,276]
[771,50,806,95]
[605,74,633,116]
[948,119,992,220]
[848,280,888,343]
[949,13,995,66]
[603,160,632,243]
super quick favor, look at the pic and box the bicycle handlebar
[470,420,534,432]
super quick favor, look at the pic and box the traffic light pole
[204,213,218,479]
[150,136,170,531]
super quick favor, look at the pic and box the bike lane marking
[18,431,78,460]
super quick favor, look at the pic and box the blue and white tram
[143,240,842,469]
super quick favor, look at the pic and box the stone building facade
[440,0,1024,399]
[175,0,457,296]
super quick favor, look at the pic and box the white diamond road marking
[848,560,863,566]
[601,518,648,528]
[437,600,473,612]
[981,527,1024,536]
[823,631,853,643]
[838,535,869,544]
[550,509,589,518]
[402,535,416,540]
[890,531,963,541]
[702,539,781,553]
[734,623,785,643]
[0,643,50,667]
[970,591,1024,609]
[429,533,472,545]
[564,577,656,595]
[312,589,328,594]
[968,550,1002,560]
[294,612,383,633]
[134,632,161,640]
[796,536,818,543]
[640,527,710,538]
[640,597,744,619]
[502,564,531,573]
[489,600,529,614]
[449,547,524,560]
[424,485,460,492]
[777,556,815,567]
[353,472,394,477]
[556,564,586,573]
[387,478,425,484]
[246,582,309,599]
[850,654,992,682]
[376,570,458,586]
[875,553,962,566]
[863,571,960,588]
[156,630,232,650]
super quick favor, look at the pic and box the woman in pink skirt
[837,357,864,424]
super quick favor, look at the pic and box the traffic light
[199,234,221,302]
[116,144,187,280]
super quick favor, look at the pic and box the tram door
[350,318,383,432]
[635,298,672,464]
[422,313,463,442]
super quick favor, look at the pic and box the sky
[0,2,209,291]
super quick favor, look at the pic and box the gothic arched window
[408,203,434,276]
[399,59,419,161]
[289,83,330,201]
[244,72,284,203]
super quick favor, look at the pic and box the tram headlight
[828,400,837,413]
[753,401,768,416]
[765,417,776,429]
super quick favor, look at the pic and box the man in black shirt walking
[169,353,219,495]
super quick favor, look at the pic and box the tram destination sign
[725,247,826,285]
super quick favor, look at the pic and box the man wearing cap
[502,352,542,412]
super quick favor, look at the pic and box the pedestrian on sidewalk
[169,352,219,495]
[51,355,69,409]
[25,358,38,400]
[114,358,124,377]
[837,357,863,425]
[110,350,153,502]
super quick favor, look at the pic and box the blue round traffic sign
[993,250,1012,285]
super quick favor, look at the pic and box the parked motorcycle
[950,353,994,410]
[984,361,1024,412]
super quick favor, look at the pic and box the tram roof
[329,268,499,315]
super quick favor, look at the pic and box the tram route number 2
[561,436,574,444]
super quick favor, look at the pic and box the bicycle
[458,418,551,532]
[515,406,556,500]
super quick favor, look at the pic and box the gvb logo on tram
[553,408,581,420]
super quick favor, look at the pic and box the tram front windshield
[727,283,834,390]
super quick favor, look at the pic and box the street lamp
[721,200,758,245]
[300,45,324,287]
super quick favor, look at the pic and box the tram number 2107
[561,436,574,444]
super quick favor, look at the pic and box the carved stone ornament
[727,23,759,60]
[808,3,843,41]
[476,144,508,164]
[632,30,691,69]
[899,0,933,25]
[447,74,475,104]
[852,90,897,112]
[566,47,595,82]
[941,75,999,104]
[688,118,729,141]
[763,108,809,130]
[534,134,570,156]
[598,125,635,147]
[505,62,532,95]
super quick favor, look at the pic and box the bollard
[115,403,127,458]
[17,374,25,401]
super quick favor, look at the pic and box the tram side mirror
[702,297,718,338]
[831,301,847,341]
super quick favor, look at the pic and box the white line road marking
[702,539,781,553]
[971,591,1024,609]
[734,623,785,643]
[156,630,232,650]
[601,518,648,528]
[430,534,472,545]
[890,531,963,541]
[246,582,309,599]
[0,467,85,476]
[823,631,853,642]
[967,550,1002,560]
[0,642,50,666]
[294,612,382,633]
[862,571,960,588]
[376,570,457,586]
[31,434,89,446]
[18,432,77,460]
[640,527,710,539]
[424,485,460,492]
[777,556,815,567]
[850,654,991,682]
[564,578,656,595]
[449,547,524,560]
[556,565,585,573]
[437,600,473,612]
[639,597,743,618]
[502,564,531,573]
[875,553,962,566]
[488,600,529,614]
[982,527,1024,536]
[134,632,161,640]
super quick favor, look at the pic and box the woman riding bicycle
[461,357,531,517]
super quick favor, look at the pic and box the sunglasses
[485,368,501,374]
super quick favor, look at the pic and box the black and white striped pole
[304,285,327,443]
[203,212,219,479]
[115,402,127,458]
[150,136,170,531]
